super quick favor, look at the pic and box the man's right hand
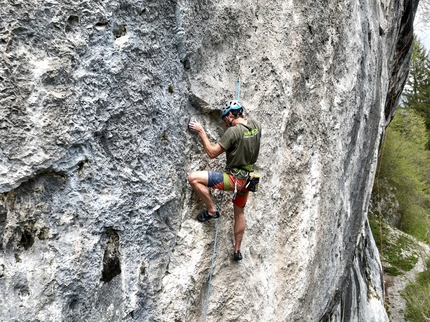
[188,121,225,158]
[188,121,203,134]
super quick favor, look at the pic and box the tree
[403,37,430,148]
[417,0,430,28]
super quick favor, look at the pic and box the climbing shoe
[233,251,243,261]
[197,210,220,222]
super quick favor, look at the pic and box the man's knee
[188,171,208,186]
[188,171,195,184]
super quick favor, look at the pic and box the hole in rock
[69,298,78,310]
[181,53,192,69]
[77,158,89,172]
[95,21,108,31]
[113,24,127,39]
[101,228,121,283]
[19,226,35,250]
[38,227,50,240]
[140,262,147,275]
[65,15,79,32]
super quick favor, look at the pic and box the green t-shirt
[218,118,261,168]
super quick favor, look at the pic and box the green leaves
[380,109,430,242]
[403,260,430,321]
[403,37,430,148]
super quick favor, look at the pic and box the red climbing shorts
[207,171,249,208]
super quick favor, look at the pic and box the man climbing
[188,100,261,261]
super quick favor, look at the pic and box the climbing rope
[203,57,242,321]
[203,192,224,322]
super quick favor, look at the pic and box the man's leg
[233,204,245,252]
[188,171,218,215]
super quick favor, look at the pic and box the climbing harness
[232,177,248,201]
[224,165,250,200]
[203,192,223,322]
[225,165,250,179]
[225,165,261,196]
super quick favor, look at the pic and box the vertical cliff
[0,0,417,321]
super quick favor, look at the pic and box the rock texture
[0,0,417,321]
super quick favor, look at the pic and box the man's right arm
[189,121,226,159]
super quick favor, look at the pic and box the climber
[188,100,261,261]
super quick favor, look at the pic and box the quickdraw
[225,166,250,180]
[235,57,241,101]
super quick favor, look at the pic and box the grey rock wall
[0,0,416,321]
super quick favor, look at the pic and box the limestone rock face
[0,0,416,321]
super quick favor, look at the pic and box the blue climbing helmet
[221,100,243,119]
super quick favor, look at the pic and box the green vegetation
[375,109,430,244]
[403,260,430,321]
[368,215,419,276]
[370,37,430,321]
[403,38,430,148]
